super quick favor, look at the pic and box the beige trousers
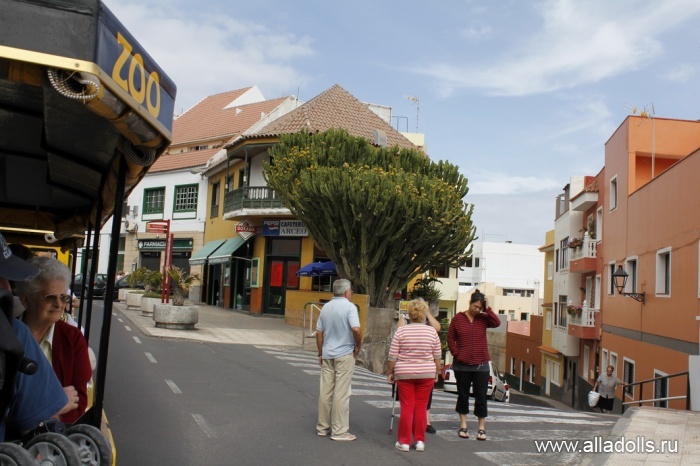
[317,353,355,436]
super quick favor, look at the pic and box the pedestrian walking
[447,289,500,441]
[396,302,442,434]
[387,298,441,452]
[316,279,362,441]
[593,365,626,413]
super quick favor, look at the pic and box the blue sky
[105,0,700,245]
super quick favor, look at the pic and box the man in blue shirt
[0,232,70,441]
[315,279,361,441]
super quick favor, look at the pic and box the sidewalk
[113,300,312,349]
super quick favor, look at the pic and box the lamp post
[612,265,645,304]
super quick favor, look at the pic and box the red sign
[146,222,169,233]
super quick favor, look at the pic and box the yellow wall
[203,164,245,243]
[285,290,369,334]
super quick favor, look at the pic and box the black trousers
[454,370,489,418]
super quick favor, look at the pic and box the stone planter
[125,292,144,310]
[153,304,199,330]
[118,288,136,302]
[140,297,162,317]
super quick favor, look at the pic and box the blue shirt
[1,319,67,441]
[316,297,360,359]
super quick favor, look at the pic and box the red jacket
[52,320,92,424]
[447,307,501,365]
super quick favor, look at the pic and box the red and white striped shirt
[388,324,441,380]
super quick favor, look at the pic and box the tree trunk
[356,306,396,374]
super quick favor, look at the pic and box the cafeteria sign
[262,219,309,237]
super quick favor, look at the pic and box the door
[264,258,299,315]
[545,360,551,396]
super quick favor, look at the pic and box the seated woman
[14,256,91,424]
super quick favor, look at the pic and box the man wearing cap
[0,233,72,441]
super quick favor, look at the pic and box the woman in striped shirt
[447,289,501,441]
[387,298,441,452]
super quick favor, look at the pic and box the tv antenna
[625,102,656,177]
[406,95,419,132]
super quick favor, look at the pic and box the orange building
[600,116,700,411]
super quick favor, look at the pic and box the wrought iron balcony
[223,186,289,218]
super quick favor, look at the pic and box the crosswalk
[256,345,615,458]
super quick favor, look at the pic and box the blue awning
[208,237,247,265]
[188,239,226,265]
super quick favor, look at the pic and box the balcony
[223,186,291,219]
[569,233,597,273]
[567,301,600,340]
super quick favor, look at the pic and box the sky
[104,0,700,246]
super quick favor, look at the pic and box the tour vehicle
[0,0,176,463]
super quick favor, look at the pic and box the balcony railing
[568,301,598,327]
[223,186,286,214]
[570,232,597,261]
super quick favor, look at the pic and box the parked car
[442,360,510,402]
[113,274,173,300]
[72,273,108,299]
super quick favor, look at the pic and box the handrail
[302,302,324,346]
[620,371,690,413]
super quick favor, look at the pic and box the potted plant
[587,217,597,240]
[568,237,583,248]
[153,266,201,330]
[567,304,582,316]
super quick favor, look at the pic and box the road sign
[146,222,169,234]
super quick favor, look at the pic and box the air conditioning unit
[124,216,138,233]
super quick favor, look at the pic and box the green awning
[208,237,247,264]
[188,239,226,265]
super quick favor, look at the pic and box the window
[609,352,618,375]
[601,349,609,375]
[508,310,515,321]
[545,311,551,330]
[190,144,208,151]
[529,364,536,383]
[430,266,449,278]
[520,312,528,321]
[608,262,617,295]
[609,176,618,211]
[510,358,516,375]
[653,370,668,408]
[625,258,638,293]
[559,238,569,271]
[596,207,603,241]
[557,295,567,328]
[498,309,505,315]
[210,182,220,218]
[225,175,234,193]
[174,184,198,212]
[552,362,561,387]
[595,275,602,308]
[656,247,671,296]
[547,261,553,280]
[623,358,635,398]
[474,257,480,267]
[143,187,165,214]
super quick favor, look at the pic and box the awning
[189,239,226,265]
[208,237,247,264]
[538,345,561,355]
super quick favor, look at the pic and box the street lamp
[612,265,645,304]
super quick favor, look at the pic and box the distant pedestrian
[447,289,500,441]
[593,365,626,413]
[316,279,362,441]
[387,298,441,452]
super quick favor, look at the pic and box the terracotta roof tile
[150,148,221,173]
[238,84,417,150]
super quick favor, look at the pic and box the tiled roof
[236,84,417,150]
[150,148,221,173]
[171,89,289,146]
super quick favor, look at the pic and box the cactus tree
[265,129,476,308]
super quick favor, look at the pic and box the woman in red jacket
[15,257,92,424]
[447,289,500,441]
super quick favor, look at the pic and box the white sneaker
[415,441,425,452]
[395,441,409,452]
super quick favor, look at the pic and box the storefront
[137,238,193,272]
[207,237,253,309]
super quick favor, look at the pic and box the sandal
[458,428,469,439]
[477,429,486,441]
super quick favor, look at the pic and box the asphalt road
[84,302,616,465]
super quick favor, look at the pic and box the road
[84,302,617,465]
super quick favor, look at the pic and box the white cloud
[661,63,695,83]
[415,0,700,97]
[460,26,492,42]
[104,1,314,112]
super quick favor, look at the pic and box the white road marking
[145,352,157,363]
[192,414,217,438]
[476,452,580,464]
[288,362,319,368]
[165,379,182,394]
[133,336,141,344]
[124,326,131,332]
[117,318,123,322]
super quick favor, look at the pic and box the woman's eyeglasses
[43,294,72,305]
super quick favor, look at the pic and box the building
[506,315,544,395]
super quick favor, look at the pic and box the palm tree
[167,266,201,306]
